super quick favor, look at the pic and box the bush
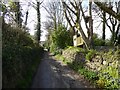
[2,23,44,88]
[57,46,119,89]
[86,49,97,61]
[97,64,119,89]
[94,50,119,89]
[96,51,119,89]
[93,33,105,46]
[57,50,98,82]
[55,54,69,64]
[67,61,98,82]
[50,24,72,53]
[65,46,88,53]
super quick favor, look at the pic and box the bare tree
[88,1,94,48]
[32,0,43,44]
[61,0,94,49]
[92,3,107,45]
[104,2,120,44]
[1,1,23,27]
[42,0,64,48]
[102,10,106,45]
[93,1,120,45]
[94,1,120,21]
[43,0,64,30]
[14,2,23,27]
[36,1,41,43]
[24,5,29,26]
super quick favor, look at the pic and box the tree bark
[102,11,106,45]
[37,2,41,44]
[25,10,29,26]
[115,22,120,41]
[15,2,22,27]
[89,2,94,48]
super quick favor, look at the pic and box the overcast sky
[20,0,113,41]
[20,0,48,41]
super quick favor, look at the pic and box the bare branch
[94,2,120,21]
[62,2,76,15]
[79,2,89,31]
[66,8,76,25]
[105,18,112,32]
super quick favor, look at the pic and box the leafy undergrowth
[2,23,44,88]
[96,50,119,89]
[68,62,98,84]
[55,47,119,89]
[55,54,69,64]
[97,65,118,89]
[64,46,88,54]
[85,49,97,61]
[55,54,98,86]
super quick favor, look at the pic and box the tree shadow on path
[31,52,95,89]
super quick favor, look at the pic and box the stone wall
[62,48,86,63]
[84,51,119,72]
[85,54,102,72]
[94,46,117,52]
[62,47,120,73]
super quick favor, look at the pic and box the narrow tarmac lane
[31,52,94,88]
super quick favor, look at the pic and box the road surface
[31,52,94,88]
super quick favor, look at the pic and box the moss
[86,49,97,61]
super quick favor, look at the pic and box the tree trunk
[89,2,94,48]
[37,2,41,44]
[62,1,91,50]
[102,11,106,45]
[111,31,115,45]
[115,22,120,41]
[78,24,90,50]
[54,12,57,30]
[25,10,28,26]
[15,2,22,27]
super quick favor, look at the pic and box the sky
[24,0,112,41]
[20,0,48,41]
[3,0,116,41]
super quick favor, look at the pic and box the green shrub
[65,46,87,52]
[97,61,119,89]
[95,50,119,89]
[55,54,70,64]
[2,23,44,88]
[86,49,97,61]
[115,49,120,55]
[93,33,105,46]
[68,61,98,81]
[50,24,72,54]
[64,46,88,57]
